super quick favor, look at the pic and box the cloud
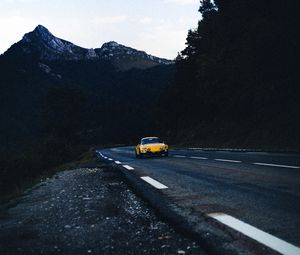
[133,19,189,59]
[4,0,41,3]
[136,29,188,59]
[164,0,198,5]
[139,17,153,25]
[91,15,127,25]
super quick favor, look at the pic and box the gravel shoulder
[0,162,206,255]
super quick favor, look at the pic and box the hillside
[0,25,175,146]
[0,25,174,199]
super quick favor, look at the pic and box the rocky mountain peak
[103,41,121,47]
[97,41,174,68]
[7,25,174,69]
[23,24,54,43]
[20,25,87,60]
[34,24,51,35]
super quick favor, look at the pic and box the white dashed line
[140,176,168,189]
[190,156,208,160]
[114,161,122,164]
[253,162,300,169]
[108,158,113,161]
[122,165,134,170]
[173,155,187,158]
[208,213,300,255]
[214,159,241,163]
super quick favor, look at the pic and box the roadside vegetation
[155,0,300,150]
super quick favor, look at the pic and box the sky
[0,0,200,59]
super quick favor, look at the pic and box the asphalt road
[98,146,300,254]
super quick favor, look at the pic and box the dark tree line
[157,0,300,149]
[0,53,174,200]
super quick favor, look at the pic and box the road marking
[173,155,187,158]
[122,165,134,170]
[140,176,168,189]
[108,158,113,161]
[115,161,122,164]
[190,156,208,160]
[214,159,241,163]
[253,162,300,169]
[208,213,300,255]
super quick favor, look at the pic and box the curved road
[97,147,300,254]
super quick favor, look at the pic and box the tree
[199,0,216,17]
[44,87,85,139]
[156,0,300,149]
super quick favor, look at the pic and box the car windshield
[141,138,162,145]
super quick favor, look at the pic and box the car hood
[140,143,166,149]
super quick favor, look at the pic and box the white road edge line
[253,162,300,169]
[115,161,122,164]
[173,155,187,158]
[190,156,208,160]
[122,165,134,170]
[208,213,300,255]
[215,159,241,163]
[140,176,168,189]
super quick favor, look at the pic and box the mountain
[4,25,174,71]
[95,41,173,71]
[0,25,175,148]
[0,24,175,197]
[0,25,175,147]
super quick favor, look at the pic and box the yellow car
[135,137,168,158]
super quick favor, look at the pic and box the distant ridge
[5,25,174,71]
